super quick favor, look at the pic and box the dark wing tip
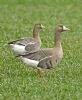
[8,41,15,45]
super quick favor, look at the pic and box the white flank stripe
[21,57,39,68]
[10,44,26,54]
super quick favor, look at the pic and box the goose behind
[8,23,44,54]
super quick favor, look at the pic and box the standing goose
[18,24,70,76]
[8,23,44,54]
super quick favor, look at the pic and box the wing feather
[20,48,53,61]
[37,56,54,69]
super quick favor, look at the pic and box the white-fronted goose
[18,24,70,76]
[8,23,44,54]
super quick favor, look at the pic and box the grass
[0,0,82,100]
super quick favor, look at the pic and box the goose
[17,24,70,76]
[8,23,44,54]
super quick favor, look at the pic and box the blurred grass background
[0,0,82,100]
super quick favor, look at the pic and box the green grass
[0,0,82,100]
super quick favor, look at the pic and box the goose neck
[54,31,61,47]
[33,26,39,38]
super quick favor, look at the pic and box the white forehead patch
[63,26,67,30]
[41,24,45,28]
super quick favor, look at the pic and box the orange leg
[41,70,44,76]
[37,68,44,77]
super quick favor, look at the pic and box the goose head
[55,24,70,32]
[34,23,45,29]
